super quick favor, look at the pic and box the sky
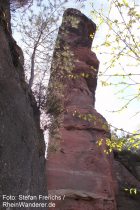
[12,0,140,135]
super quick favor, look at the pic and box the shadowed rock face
[114,150,140,210]
[0,1,47,209]
[46,8,117,210]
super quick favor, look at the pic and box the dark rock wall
[0,1,47,209]
[46,9,117,210]
[114,150,140,210]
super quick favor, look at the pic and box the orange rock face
[46,8,117,210]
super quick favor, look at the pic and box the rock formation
[46,8,117,210]
[0,1,47,209]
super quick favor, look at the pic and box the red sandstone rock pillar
[46,8,117,210]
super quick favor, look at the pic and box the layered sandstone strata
[46,8,117,210]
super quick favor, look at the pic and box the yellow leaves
[122,0,129,7]
[64,16,80,28]
[117,2,124,7]
[104,130,140,154]
[129,139,134,143]
[90,66,97,72]
[67,73,91,80]
[85,74,90,78]
[72,111,88,121]
[97,138,113,154]
[132,143,139,149]
[101,81,110,86]
[83,115,87,121]
[97,139,103,146]
[72,112,139,154]
[78,114,82,119]
[67,74,77,79]
[81,73,85,77]
[104,41,111,47]
[106,138,111,146]
[126,133,140,150]
[2,11,6,19]
[68,74,72,78]
[97,137,125,154]
[102,124,108,131]
[124,188,137,195]
[90,33,94,39]
[104,150,109,155]
[80,73,90,78]
[72,111,105,128]
[128,7,137,16]
[109,148,112,153]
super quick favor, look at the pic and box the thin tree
[90,0,140,112]
[12,0,67,109]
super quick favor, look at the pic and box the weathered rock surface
[46,8,117,210]
[0,1,47,209]
[114,150,140,210]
